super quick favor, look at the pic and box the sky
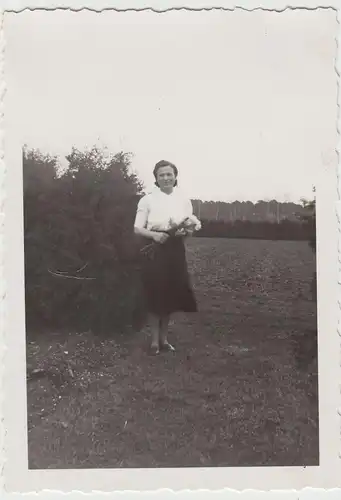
[4,8,338,202]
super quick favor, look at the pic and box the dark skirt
[140,236,197,316]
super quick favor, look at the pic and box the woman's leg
[150,315,160,351]
[159,314,170,344]
[160,314,175,351]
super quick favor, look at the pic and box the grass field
[26,237,318,468]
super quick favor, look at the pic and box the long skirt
[140,236,197,316]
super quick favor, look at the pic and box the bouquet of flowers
[140,215,201,258]
[166,214,202,236]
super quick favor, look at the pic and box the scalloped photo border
[1,2,340,499]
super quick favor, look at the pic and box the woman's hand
[175,228,186,237]
[152,232,169,244]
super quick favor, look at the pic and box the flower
[183,215,201,231]
[150,215,201,233]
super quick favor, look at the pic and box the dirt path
[27,238,318,468]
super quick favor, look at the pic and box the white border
[0,1,340,11]
[1,2,341,498]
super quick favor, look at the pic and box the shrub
[23,146,146,337]
[295,193,317,301]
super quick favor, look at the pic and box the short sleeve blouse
[134,187,196,231]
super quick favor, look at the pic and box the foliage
[192,198,306,223]
[294,190,317,301]
[196,218,312,241]
[296,196,316,254]
[23,146,146,336]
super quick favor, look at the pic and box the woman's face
[156,166,176,191]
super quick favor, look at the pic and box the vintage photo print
[3,6,340,494]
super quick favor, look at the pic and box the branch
[48,269,96,280]
[76,262,88,273]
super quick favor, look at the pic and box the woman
[134,160,201,354]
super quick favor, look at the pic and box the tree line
[23,146,316,335]
[195,218,312,241]
[191,199,306,223]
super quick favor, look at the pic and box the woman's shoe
[150,343,160,355]
[160,341,175,352]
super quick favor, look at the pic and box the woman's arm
[134,226,154,238]
[134,226,168,243]
[134,196,169,243]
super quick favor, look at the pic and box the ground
[26,237,318,469]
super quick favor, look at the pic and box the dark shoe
[150,344,160,355]
[160,341,175,352]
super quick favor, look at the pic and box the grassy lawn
[26,237,318,468]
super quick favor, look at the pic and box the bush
[295,194,317,301]
[299,198,316,254]
[23,146,146,337]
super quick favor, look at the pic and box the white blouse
[134,187,201,231]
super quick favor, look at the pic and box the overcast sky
[4,8,337,202]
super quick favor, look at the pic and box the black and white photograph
[3,5,340,493]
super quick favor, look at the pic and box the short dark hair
[153,160,178,187]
